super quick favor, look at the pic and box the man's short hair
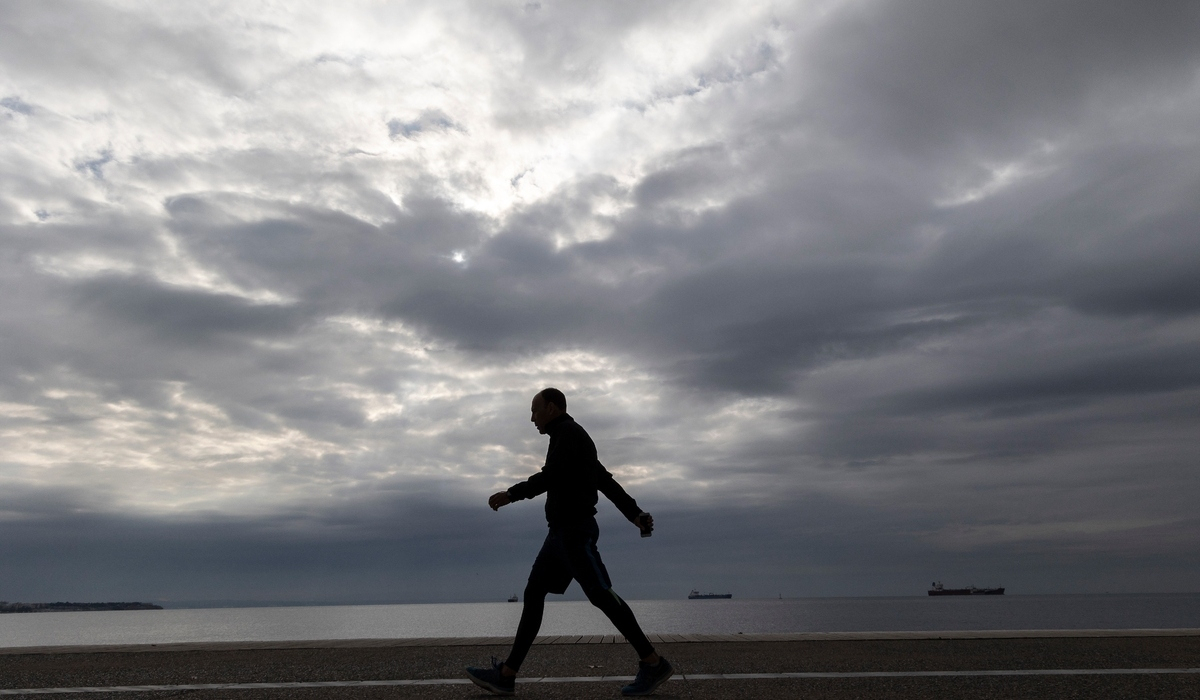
[539,387,567,412]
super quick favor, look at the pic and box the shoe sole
[621,665,674,696]
[466,672,515,696]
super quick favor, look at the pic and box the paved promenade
[0,630,1197,698]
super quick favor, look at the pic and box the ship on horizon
[688,589,732,599]
[928,581,1004,596]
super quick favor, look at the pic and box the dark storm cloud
[164,187,634,354]
[632,145,734,209]
[3,486,1197,604]
[381,231,626,351]
[588,0,1200,398]
[892,343,1200,416]
[803,0,1200,158]
[0,490,545,604]
[165,193,484,310]
[138,1,1195,396]
[3,0,1200,604]
[69,275,306,344]
[915,146,1200,314]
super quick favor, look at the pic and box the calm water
[1,595,1198,648]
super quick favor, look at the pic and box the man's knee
[583,584,623,610]
[523,581,549,600]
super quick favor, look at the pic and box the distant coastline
[0,601,163,613]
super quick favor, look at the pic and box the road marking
[2,668,1199,694]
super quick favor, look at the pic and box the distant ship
[508,594,519,602]
[928,581,1004,596]
[688,589,732,599]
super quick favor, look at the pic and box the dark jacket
[506,414,642,528]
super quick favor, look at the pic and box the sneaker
[465,657,516,696]
[620,657,674,696]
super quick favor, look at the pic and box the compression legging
[505,580,655,672]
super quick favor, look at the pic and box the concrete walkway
[1,630,1197,698]
[4,628,1198,655]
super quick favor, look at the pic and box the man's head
[531,388,566,434]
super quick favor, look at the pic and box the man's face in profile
[530,394,559,434]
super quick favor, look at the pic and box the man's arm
[596,463,644,523]
[508,470,549,501]
[490,469,550,510]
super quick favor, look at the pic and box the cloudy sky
[2,0,1199,605]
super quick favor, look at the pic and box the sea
[2,594,1198,649]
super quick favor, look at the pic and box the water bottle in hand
[638,512,653,538]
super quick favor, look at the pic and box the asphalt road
[1,635,1198,699]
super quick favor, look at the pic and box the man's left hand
[489,491,512,511]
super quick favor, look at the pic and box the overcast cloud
[1,0,1199,604]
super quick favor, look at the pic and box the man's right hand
[489,491,511,511]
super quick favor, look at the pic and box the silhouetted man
[466,388,673,696]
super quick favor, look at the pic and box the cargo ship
[928,581,1004,596]
[688,590,732,599]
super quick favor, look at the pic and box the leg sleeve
[505,583,547,672]
[506,532,571,672]
[564,526,656,660]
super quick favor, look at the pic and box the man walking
[466,388,673,697]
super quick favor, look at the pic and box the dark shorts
[527,518,613,596]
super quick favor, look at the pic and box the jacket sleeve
[597,462,643,522]
[507,469,549,501]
